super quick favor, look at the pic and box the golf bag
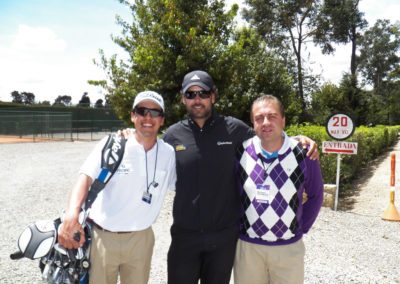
[10,134,126,284]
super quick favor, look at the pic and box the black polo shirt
[163,112,254,232]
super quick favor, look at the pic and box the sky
[0,0,399,105]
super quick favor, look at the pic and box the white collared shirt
[80,133,176,231]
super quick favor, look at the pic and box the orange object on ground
[382,153,400,222]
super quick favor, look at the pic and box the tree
[21,92,35,105]
[91,0,240,123]
[216,27,298,124]
[358,19,400,92]
[40,101,51,106]
[10,91,35,104]
[337,73,369,125]
[385,81,400,125]
[310,73,369,125]
[310,82,350,124]
[243,0,321,120]
[78,92,91,107]
[94,99,104,108]
[314,0,367,80]
[357,20,400,125]
[91,0,302,125]
[53,95,72,106]
[11,91,23,104]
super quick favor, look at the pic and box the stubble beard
[187,105,212,121]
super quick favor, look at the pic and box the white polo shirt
[80,134,176,232]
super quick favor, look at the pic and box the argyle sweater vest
[236,134,311,246]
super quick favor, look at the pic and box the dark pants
[167,224,238,284]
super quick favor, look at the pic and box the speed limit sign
[326,113,355,140]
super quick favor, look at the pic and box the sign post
[324,113,357,211]
[335,154,341,211]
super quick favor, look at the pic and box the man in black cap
[163,70,318,284]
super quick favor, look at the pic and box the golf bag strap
[84,133,126,210]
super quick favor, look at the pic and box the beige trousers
[89,226,155,284]
[234,238,305,284]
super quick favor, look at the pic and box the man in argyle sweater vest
[234,95,323,284]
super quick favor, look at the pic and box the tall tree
[314,0,367,79]
[358,19,400,92]
[217,27,298,124]
[358,20,400,125]
[243,0,321,119]
[91,0,239,122]
[91,0,300,125]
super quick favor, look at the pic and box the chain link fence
[0,110,127,142]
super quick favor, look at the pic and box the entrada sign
[322,141,358,155]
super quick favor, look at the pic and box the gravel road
[1,139,400,283]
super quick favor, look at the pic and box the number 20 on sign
[326,113,355,141]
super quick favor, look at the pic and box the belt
[91,221,133,234]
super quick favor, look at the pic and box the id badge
[255,184,270,204]
[142,192,152,204]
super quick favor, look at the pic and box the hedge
[286,124,400,187]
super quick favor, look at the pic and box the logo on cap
[133,91,164,111]
[146,92,162,103]
[191,75,200,80]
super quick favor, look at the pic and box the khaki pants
[234,239,305,284]
[89,226,155,284]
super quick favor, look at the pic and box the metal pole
[334,154,341,211]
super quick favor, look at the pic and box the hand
[295,135,319,160]
[58,214,85,249]
[117,128,134,139]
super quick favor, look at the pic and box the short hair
[250,94,285,122]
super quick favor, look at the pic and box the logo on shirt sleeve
[175,144,186,151]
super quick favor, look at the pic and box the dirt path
[341,139,400,216]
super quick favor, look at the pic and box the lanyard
[145,141,159,193]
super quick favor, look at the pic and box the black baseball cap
[181,70,215,93]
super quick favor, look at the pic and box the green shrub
[286,124,400,187]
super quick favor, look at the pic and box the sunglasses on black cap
[134,107,164,118]
[184,90,212,99]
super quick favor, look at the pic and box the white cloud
[360,0,400,25]
[12,25,66,52]
[0,24,99,104]
[1,1,398,104]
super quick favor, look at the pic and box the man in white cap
[59,91,176,284]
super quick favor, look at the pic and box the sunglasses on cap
[134,107,164,118]
[183,90,212,99]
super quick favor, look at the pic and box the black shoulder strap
[84,134,126,210]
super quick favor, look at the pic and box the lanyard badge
[142,192,152,204]
[255,184,270,204]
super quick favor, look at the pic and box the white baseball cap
[132,91,164,111]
